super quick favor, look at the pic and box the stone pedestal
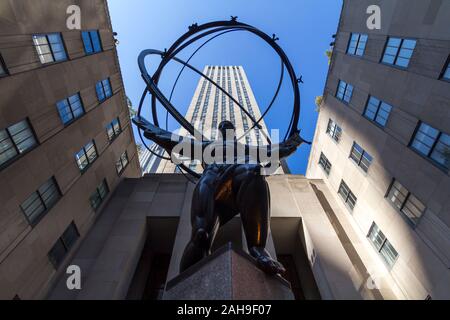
[163,243,294,300]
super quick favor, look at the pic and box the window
[318,152,332,175]
[75,140,97,171]
[387,179,426,226]
[189,161,197,171]
[410,122,450,171]
[350,142,373,172]
[56,93,84,125]
[20,177,61,225]
[338,180,357,211]
[106,118,121,141]
[0,53,8,76]
[116,151,129,175]
[440,56,450,81]
[364,96,392,127]
[89,179,109,210]
[326,119,342,142]
[367,222,399,268]
[382,37,416,68]
[48,222,79,268]
[32,33,67,64]
[96,78,112,102]
[0,119,37,168]
[81,30,102,54]
[336,80,353,103]
[347,33,368,56]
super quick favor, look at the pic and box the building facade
[48,173,397,300]
[156,65,286,174]
[307,0,450,299]
[139,143,164,174]
[0,0,140,299]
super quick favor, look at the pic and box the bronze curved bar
[133,18,306,275]
[138,19,301,142]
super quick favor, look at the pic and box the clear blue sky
[107,0,342,174]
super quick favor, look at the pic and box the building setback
[0,0,140,299]
[307,0,450,299]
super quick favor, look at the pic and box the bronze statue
[134,117,304,274]
[133,18,307,275]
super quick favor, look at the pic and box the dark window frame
[326,118,342,143]
[96,78,113,102]
[75,140,98,173]
[385,178,426,227]
[32,32,69,65]
[115,151,129,175]
[106,117,122,142]
[89,179,109,210]
[409,121,450,172]
[338,180,357,211]
[318,152,332,175]
[188,161,197,171]
[0,118,39,171]
[380,36,417,69]
[20,176,62,226]
[367,222,399,268]
[56,93,85,125]
[439,55,450,82]
[349,142,373,173]
[346,33,368,57]
[0,53,9,77]
[81,30,103,55]
[335,80,353,104]
[48,222,80,269]
[363,95,393,128]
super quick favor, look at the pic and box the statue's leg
[180,173,219,272]
[236,166,285,275]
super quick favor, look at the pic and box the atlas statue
[132,18,308,275]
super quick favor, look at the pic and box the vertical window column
[191,67,210,123]
[211,67,221,140]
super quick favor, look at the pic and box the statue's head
[218,120,236,141]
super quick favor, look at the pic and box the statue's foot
[256,255,286,275]
[249,246,286,275]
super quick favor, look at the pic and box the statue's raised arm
[269,130,309,159]
[133,116,208,161]
[245,129,309,164]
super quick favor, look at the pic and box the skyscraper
[0,0,140,299]
[306,0,450,299]
[156,65,287,174]
[139,143,165,174]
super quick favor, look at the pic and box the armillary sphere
[135,17,302,179]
